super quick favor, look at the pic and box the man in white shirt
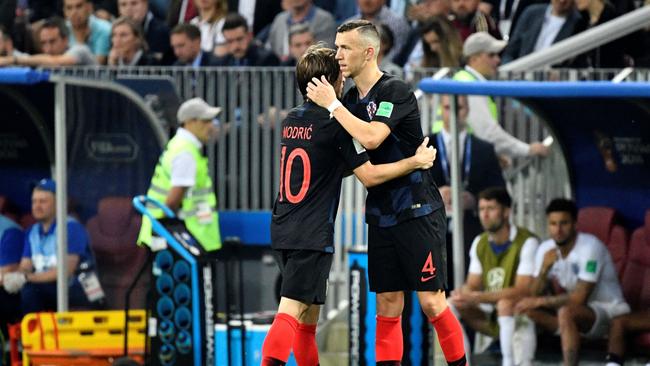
[515,198,630,366]
[501,0,584,64]
[452,32,549,164]
[450,187,538,366]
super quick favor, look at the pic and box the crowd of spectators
[0,0,648,70]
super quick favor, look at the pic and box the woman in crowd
[190,0,228,56]
[108,17,159,66]
[405,16,463,79]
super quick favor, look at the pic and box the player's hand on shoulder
[306,75,337,108]
[414,136,436,169]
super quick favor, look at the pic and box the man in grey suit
[501,0,585,64]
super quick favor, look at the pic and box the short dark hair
[288,23,312,43]
[171,23,201,40]
[545,198,578,220]
[478,187,512,208]
[337,20,380,52]
[222,13,248,32]
[377,23,393,54]
[296,44,340,101]
[337,19,377,35]
[41,17,69,39]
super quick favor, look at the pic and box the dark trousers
[20,281,90,315]
[0,288,20,337]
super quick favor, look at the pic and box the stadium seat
[19,213,35,229]
[576,206,616,243]
[86,197,148,310]
[621,227,649,310]
[608,225,629,277]
[0,195,19,223]
[620,223,650,351]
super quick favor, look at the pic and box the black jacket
[428,132,505,197]
[214,43,279,67]
[502,4,585,64]
[173,51,220,66]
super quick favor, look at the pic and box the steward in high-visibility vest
[137,98,222,251]
[431,67,498,134]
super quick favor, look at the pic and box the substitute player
[261,44,437,366]
[306,20,466,365]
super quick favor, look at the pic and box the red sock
[376,315,403,362]
[430,307,466,363]
[293,323,319,366]
[262,313,298,365]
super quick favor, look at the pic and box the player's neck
[491,224,510,245]
[354,64,383,99]
[558,232,578,257]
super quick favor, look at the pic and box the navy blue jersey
[271,102,369,252]
[342,74,444,227]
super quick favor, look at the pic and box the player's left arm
[307,76,390,150]
[567,280,596,306]
[353,137,435,187]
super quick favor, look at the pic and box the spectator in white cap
[137,98,223,252]
[447,32,549,165]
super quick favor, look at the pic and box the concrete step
[319,351,348,366]
[324,321,348,353]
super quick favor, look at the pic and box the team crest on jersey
[367,101,377,119]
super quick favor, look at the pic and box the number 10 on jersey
[279,145,312,203]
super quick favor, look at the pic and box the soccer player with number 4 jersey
[306,20,467,366]
[261,44,436,366]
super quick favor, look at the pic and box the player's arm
[531,247,557,295]
[353,137,435,187]
[24,255,80,283]
[167,151,195,212]
[15,54,80,67]
[307,76,390,150]
[462,273,483,292]
[533,280,594,310]
[166,186,188,212]
[475,274,534,304]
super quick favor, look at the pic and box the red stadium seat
[608,225,629,277]
[621,225,650,351]
[0,195,20,223]
[621,227,650,310]
[577,206,616,243]
[19,213,36,229]
[86,197,148,310]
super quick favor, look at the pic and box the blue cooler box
[215,322,297,365]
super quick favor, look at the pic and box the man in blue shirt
[64,0,112,64]
[3,179,93,314]
[0,213,24,337]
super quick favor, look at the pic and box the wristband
[327,100,342,113]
